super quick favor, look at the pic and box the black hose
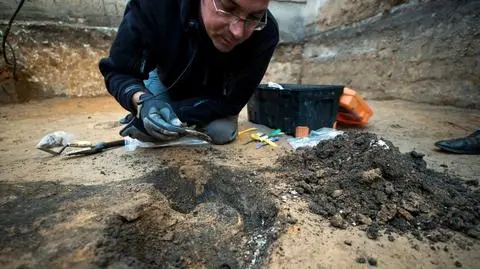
[2,36,17,79]
[2,0,26,78]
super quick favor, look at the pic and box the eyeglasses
[212,0,268,31]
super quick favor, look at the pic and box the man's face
[200,0,269,52]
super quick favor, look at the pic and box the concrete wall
[268,1,306,43]
[0,0,308,41]
[0,0,126,26]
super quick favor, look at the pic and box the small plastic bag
[287,128,344,150]
[267,82,284,90]
[124,136,208,152]
[36,131,74,149]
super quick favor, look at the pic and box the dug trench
[0,157,281,269]
[95,163,280,269]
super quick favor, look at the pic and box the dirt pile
[280,132,480,242]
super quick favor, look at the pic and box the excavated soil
[0,152,282,269]
[279,132,480,243]
[93,163,281,269]
[1,97,479,268]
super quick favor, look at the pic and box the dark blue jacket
[99,0,279,124]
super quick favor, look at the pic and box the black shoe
[434,130,480,155]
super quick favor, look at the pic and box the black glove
[136,93,186,141]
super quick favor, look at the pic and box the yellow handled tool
[250,133,278,147]
[239,128,257,136]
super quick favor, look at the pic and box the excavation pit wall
[1,0,479,108]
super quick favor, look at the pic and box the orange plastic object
[295,126,310,138]
[337,88,374,126]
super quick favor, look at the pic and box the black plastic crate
[247,84,344,135]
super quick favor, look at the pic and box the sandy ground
[0,97,479,269]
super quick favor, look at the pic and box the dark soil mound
[280,132,480,242]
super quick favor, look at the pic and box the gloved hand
[136,93,186,141]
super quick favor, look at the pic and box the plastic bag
[267,81,284,90]
[287,128,344,150]
[124,136,208,152]
[36,131,74,149]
